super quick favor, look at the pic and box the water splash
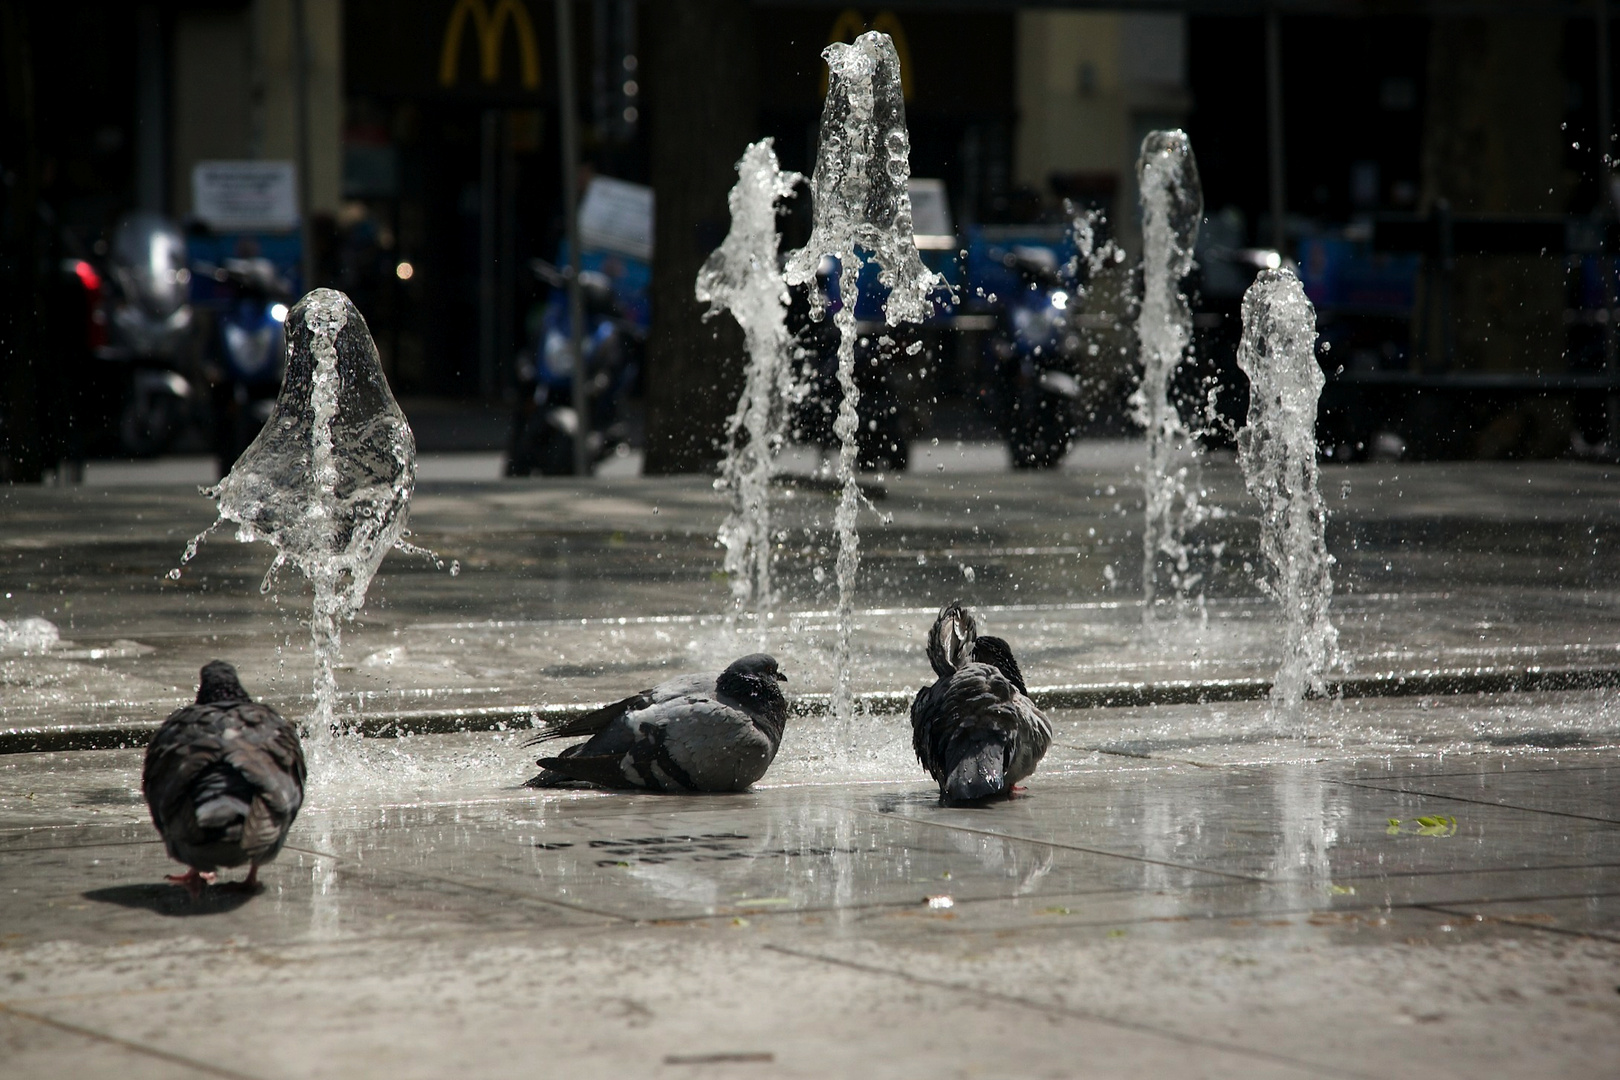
[1132,130,1209,619]
[1235,268,1339,708]
[783,30,941,734]
[701,139,803,631]
[0,617,59,656]
[1065,203,1123,284]
[175,289,417,738]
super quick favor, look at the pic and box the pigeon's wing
[643,697,776,791]
[937,665,1051,795]
[939,664,1026,738]
[526,709,646,787]
[219,704,305,861]
[523,691,654,748]
[143,704,227,836]
[533,695,771,793]
[530,751,643,790]
[1001,692,1052,787]
[523,672,718,747]
[910,679,949,781]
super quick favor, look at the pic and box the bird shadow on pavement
[82,882,260,917]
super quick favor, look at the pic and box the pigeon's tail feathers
[529,752,636,790]
[926,601,978,678]
[943,732,1008,805]
[193,792,251,831]
[523,768,577,789]
[523,692,652,748]
[524,743,592,787]
[188,760,258,825]
[238,795,290,860]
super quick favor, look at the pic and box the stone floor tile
[0,830,608,951]
[1335,765,1620,824]
[0,1008,231,1080]
[808,863,1620,939]
[775,917,1620,1080]
[1428,892,1620,942]
[1,930,1337,1080]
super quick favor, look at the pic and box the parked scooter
[96,213,199,457]
[1188,238,1286,449]
[787,255,922,473]
[985,246,1086,469]
[505,260,642,476]
[203,257,292,475]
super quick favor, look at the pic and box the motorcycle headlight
[542,329,574,379]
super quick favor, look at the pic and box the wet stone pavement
[2,459,1619,1077]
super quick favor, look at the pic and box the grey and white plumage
[911,602,1051,805]
[142,661,305,894]
[523,654,790,793]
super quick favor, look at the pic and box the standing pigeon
[142,661,306,897]
[524,654,789,792]
[911,602,1051,805]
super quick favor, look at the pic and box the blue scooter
[986,245,1086,469]
[506,260,642,476]
[203,257,291,475]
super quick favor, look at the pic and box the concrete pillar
[168,0,342,221]
[135,5,167,213]
[170,10,253,216]
[1015,12,1125,221]
[1013,10,1187,254]
[252,0,343,218]
[1419,16,1568,456]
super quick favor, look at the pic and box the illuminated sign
[824,8,912,101]
[439,0,540,91]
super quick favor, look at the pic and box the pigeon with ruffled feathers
[911,602,1051,805]
[142,661,306,897]
[524,654,790,792]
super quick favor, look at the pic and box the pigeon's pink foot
[215,864,261,895]
[165,868,216,900]
[1011,784,1028,793]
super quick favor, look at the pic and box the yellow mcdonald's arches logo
[822,8,913,102]
[439,0,540,90]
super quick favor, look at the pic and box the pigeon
[524,654,789,793]
[911,602,1051,806]
[142,661,306,897]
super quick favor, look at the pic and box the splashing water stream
[701,139,803,634]
[1235,268,1340,708]
[173,289,423,741]
[1133,131,1208,619]
[783,31,940,737]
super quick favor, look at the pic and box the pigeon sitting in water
[911,602,1051,806]
[142,661,306,897]
[524,654,789,792]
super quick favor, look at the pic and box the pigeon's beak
[776,671,788,682]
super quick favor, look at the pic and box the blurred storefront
[4,2,1617,479]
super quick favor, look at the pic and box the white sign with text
[193,161,299,232]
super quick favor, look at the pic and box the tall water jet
[783,30,940,729]
[1235,268,1339,707]
[700,139,803,627]
[1133,130,1208,619]
[174,289,419,738]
